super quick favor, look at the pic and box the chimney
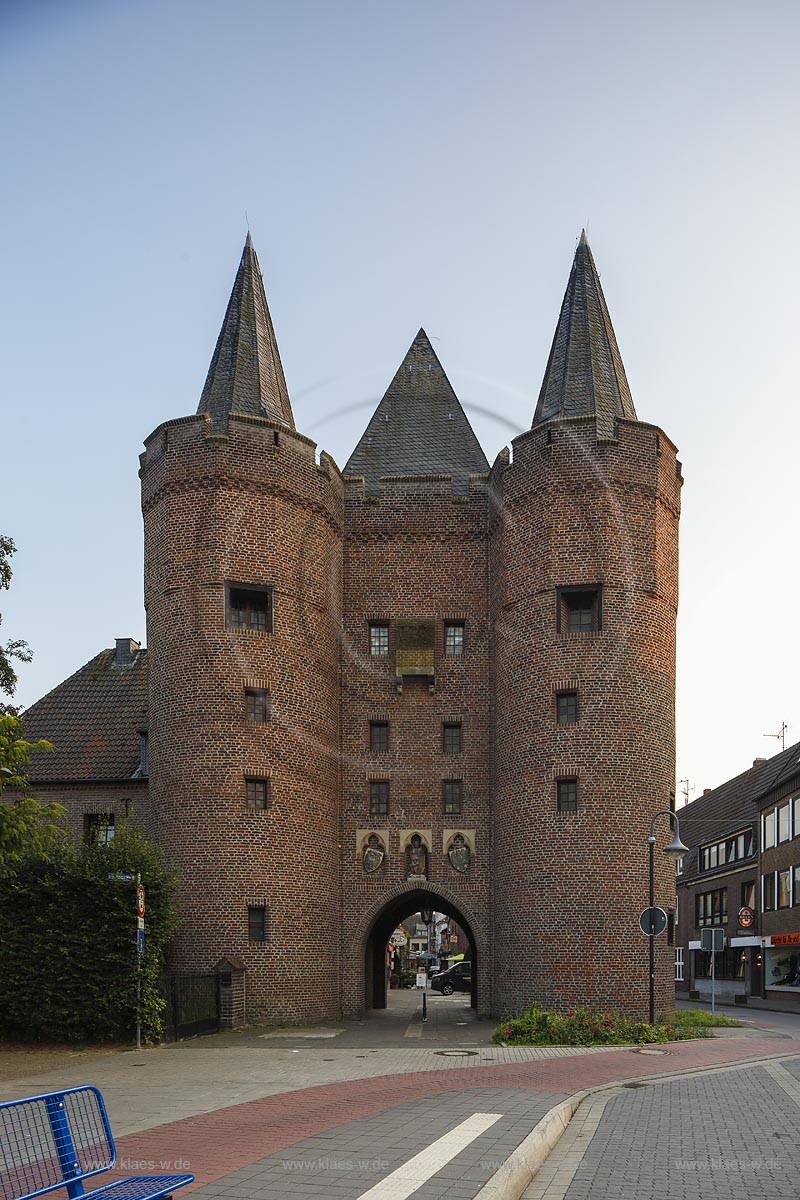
[703,788,711,795]
[115,638,140,665]
[752,758,767,769]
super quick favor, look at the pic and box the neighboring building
[19,231,683,1024]
[676,741,800,1007]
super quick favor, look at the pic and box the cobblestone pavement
[522,1058,800,1200]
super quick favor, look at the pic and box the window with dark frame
[370,722,389,752]
[246,778,271,810]
[556,693,578,724]
[793,866,800,907]
[556,779,578,812]
[443,779,463,814]
[763,873,776,911]
[245,688,270,722]
[369,623,389,656]
[700,828,753,871]
[247,905,268,942]
[557,587,602,634]
[695,887,728,926]
[370,781,389,815]
[778,801,791,843]
[444,622,464,656]
[443,722,462,754]
[227,584,273,632]
[778,868,791,908]
[84,813,115,845]
[741,880,755,908]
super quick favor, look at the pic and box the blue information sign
[137,929,145,955]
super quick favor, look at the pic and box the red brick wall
[141,413,343,1023]
[490,418,682,1018]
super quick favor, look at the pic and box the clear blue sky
[2,0,799,797]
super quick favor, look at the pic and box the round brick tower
[140,237,343,1022]
[490,233,682,1020]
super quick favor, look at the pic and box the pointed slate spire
[344,329,489,495]
[532,232,637,439]
[198,234,295,432]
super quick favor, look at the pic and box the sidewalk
[2,994,798,1200]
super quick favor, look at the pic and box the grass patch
[493,1003,737,1047]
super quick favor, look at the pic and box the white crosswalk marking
[356,1111,503,1199]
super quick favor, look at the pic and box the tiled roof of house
[20,644,148,782]
[532,231,637,439]
[198,234,295,433]
[678,741,800,883]
[344,328,489,495]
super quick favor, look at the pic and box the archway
[353,885,485,1014]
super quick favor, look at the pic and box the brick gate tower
[490,233,683,1017]
[140,236,343,1022]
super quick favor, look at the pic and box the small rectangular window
[370,722,389,752]
[793,866,800,907]
[369,623,389,656]
[245,688,270,722]
[442,722,462,754]
[794,795,800,838]
[778,802,791,843]
[444,622,464,656]
[763,873,776,912]
[557,586,602,634]
[246,778,271,810]
[675,947,684,982]
[370,781,389,815]
[84,813,115,845]
[763,809,776,849]
[247,905,268,942]
[557,779,578,812]
[227,584,273,632]
[778,868,791,908]
[556,693,578,724]
[443,779,462,814]
[741,880,755,908]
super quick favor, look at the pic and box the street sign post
[700,927,725,1016]
[639,906,668,938]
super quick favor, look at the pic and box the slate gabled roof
[678,741,800,883]
[198,234,295,433]
[20,647,149,782]
[532,231,637,439]
[344,329,489,495]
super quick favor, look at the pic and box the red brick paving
[111,1037,792,1191]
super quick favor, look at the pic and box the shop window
[693,947,745,980]
[778,868,791,909]
[778,802,792,843]
[245,778,270,810]
[369,623,389,656]
[557,586,602,634]
[227,583,273,632]
[370,721,389,752]
[443,779,463,815]
[443,722,462,754]
[695,888,727,926]
[247,906,269,942]
[763,809,776,850]
[675,947,684,982]
[763,873,776,912]
[245,688,270,723]
[557,779,578,813]
[370,781,389,815]
[556,692,578,724]
[444,622,465,656]
[84,813,114,845]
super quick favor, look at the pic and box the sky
[1,0,798,799]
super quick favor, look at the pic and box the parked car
[430,961,472,995]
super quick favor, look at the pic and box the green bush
[493,1003,712,1046]
[0,825,177,1043]
[670,1008,739,1029]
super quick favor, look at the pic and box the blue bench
[0,1086,194,1200]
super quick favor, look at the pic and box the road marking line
[356,1111,502,1199]
[403,1013,423,1039]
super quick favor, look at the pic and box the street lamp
[647,808,688,1024]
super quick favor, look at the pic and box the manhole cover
[635,1048,670,1056]
[434,1050,479,1057]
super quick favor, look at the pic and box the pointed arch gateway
[344,882,489,1017]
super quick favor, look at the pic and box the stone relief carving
[447,832,470,874]
[405,832,428,879]
[362,833,385,874]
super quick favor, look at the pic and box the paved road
[2,992,799,1200]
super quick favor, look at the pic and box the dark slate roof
[678,741,800,883]
[20,646,149,782]
[532,231,637,439]
[198,234,295,434]
[343,329,489,495]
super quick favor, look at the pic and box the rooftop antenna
[677,777,693,807]
[764,721,789,751]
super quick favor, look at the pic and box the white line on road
[356,1111,502,1199]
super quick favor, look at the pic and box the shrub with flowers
[493,1004,716,1046]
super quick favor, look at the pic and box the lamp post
[420,907,433,1022]
[648,808,688,1025]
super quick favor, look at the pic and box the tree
[0,535,32,708]
[0,712,61,876]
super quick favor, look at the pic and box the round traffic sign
[137,885,146,917]
[639,906,667,937]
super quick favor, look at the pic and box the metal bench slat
[81,1176,193,1200]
